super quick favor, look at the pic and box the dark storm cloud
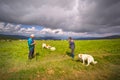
[0,0,120,35]
[80,0,120,26]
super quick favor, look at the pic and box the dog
[42,43,46,48]
[42,43,56,51]
[42,43,51,49]
[50,47,56,51]
[78,54,97,66]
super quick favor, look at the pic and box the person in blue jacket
[68,37,75,59]
[28,34,36,59]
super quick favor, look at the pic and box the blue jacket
[28,38,34,50]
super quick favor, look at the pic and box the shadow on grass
[28,52,40,61]
[35,52,40,61]
[66,51,71,57]
[75,59,81,62]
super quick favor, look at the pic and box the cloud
[0,22,37,35]
[0,22,21,33]
[0,22,97,37]
[1,22,119,38]
[0,0,120,35]
[18,27,38,34]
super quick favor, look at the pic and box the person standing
[28,34,36,59]
[68,37,75,59]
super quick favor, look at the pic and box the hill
[75,35,120,40]
[0,34,120,40]
[0,34,28,40]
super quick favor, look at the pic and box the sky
[0,0,120,38]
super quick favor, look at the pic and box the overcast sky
[0,0,120,38]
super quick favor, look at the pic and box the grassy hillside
[0,39,120,80]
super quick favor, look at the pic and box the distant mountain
[0,34,28,40]
[102,35,120,39]
[75,35,120,40]
[75,37,99,40]
[0,34,120,40]
[35,36,61,40]
[0,34,60,40]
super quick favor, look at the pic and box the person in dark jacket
[68,37,75,59]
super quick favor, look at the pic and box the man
[68,37,75,59]
[28,34,36,59]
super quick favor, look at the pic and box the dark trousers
[71,48,75,59]
[29,48,34,59]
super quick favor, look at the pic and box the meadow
[0,39,120,80]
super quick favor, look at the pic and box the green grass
[0,39,120,80]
